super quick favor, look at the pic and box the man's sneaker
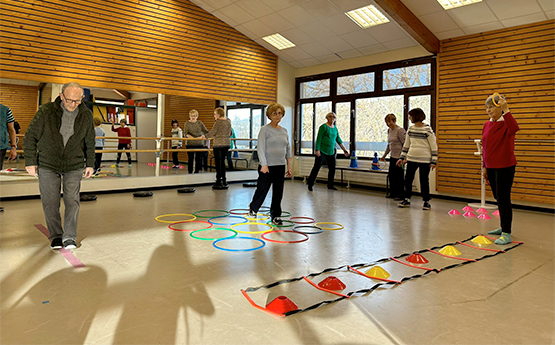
[398,199,411,207]
[248,209,257,218]
[488,227,502,235]
[495,233,512,245]
[50,238,63,250]
[63,239,77,250]
[272,217,283,226]
[422,202,431,210]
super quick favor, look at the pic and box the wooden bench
[336,166,389,190]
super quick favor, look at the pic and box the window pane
[228,108,250,149]
[250,108,262,149]
[408,95,431,126]
[337,72,374,95]
[300,103,314,154]
[300,79,330,99]
[383,63,431,91]
[355,96,403,158]
[335,102,351,152]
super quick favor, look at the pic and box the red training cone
[448,209,461,215]
[492,210,500,216]
[406,253,429,264]
[266,296,298,314]
[318,276,346,290]
[463,211,476,217]
[478,213,491,220]
[476,208,488,213]
[462,206,474,212]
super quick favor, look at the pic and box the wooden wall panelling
[0,84,39,135]
[0,0,277,104]
[437,20,555,205]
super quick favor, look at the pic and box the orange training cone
[266,296,298,314]
[406,253,429,264]
[366,266,391,279]
[318,276,346,290]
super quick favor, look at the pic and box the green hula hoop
[193,209,230,218]
[190,228,237,241]
[266,219,295,228]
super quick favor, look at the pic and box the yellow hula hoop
[244,213,270,221]
[314,222,344,230]
[155,213,196,223]
[492,92,501,107]
[231,222,274,234]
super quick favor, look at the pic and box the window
[408,95,432,124]
[337,72,374,95]
[355,96,403,158]
[335,102,351,151]
[300,103,314,154]
[300,79,330,99]
[225,103,265,149]
[383,63,431,91]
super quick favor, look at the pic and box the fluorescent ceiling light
[262,33,295,50]
[94,100,124,105]
[345,5,390,29]
[437,0,482,10]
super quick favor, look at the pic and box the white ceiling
[190,0,554,68]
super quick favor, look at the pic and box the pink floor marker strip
[35,224,86,268]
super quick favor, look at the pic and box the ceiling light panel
[345,5,390,29]
[437,0,482,10]
[262,33,296,50]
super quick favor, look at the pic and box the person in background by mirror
[23,82,95,250]
[93,117,105,176]
[306,112,349,191]
[170,119,183,169]
[183,109,208,174]
[0,104,17,171]
[204,107,232,188]
[111,118,132,168]
[380,113,406,201]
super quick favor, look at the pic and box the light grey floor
[1,180,553,345]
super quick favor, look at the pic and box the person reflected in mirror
[183,109,208,174]
[93,117,105,176]
[0,104,17,171]
[248,103,292,226]
[23,82,95,250]
[482,94,519,245]
[204,107,232,188]
[306,112,349,191]
[111,118,132,168]
[380,113,406,200]
[226,127,236,171]
[170,119,183,169]
[396,108,437,210]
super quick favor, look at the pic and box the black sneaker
[63,239,77,250]
[398,199,411,208]
[248,209,257,218]
[272,217,283,226]
[422,202,431,210]
[308,184,313,191]
[50,238,63,250]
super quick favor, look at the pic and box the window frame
[294,56,436,158]
[225,102,266,149]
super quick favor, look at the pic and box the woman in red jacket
[111,119,132,167]
[482,94,519,245]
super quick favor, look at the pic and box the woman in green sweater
[307,112,349,191]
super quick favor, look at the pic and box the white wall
[135,108,157,163]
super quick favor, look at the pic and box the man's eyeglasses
[62,93,84,105]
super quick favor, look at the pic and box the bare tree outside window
[300,79,330,99]
[337,72,374,95]
[383,63,431,91]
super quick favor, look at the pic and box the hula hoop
[293,225,323,234]
[208,216,247,226]
[155,213,196,223]
[245,213,270,221]
[261,230,309,244]
[169,221,212,232]
[492,92,501,107]
[229,208,250,215]
[266,220,295,228]
[314,222,344,230]
[290,216,315,224]
[281,211,292,217]
[231,222,273,234]
[212,236,266,252]
[193,209,230,218]
[190,228,237,241]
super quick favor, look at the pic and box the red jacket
[112,125,132,144]
[482,112,519,169]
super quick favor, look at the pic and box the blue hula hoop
[212,236,266,252]
[208,216,248,226]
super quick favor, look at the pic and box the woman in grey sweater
[248,103,292,226]
[205,107,232,189]
[183,109,208,174]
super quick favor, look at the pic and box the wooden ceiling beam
[374,0,440,54]
[113,89,130,99]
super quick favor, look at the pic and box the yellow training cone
[439,245,462,256]
[366,266,391,279]
[471,235,492,245]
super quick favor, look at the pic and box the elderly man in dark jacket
[24,82,95,250]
